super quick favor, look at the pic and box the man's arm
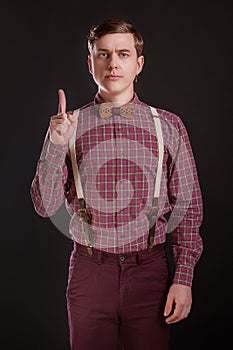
[164,114,204,323]
[30,89,77,217]
[30,132,69,217]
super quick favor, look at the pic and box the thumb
[164,293,174,317]
[58,89,66,114]
[67,112,78,123]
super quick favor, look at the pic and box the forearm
[30,131,69,217]
[169,171,204,287]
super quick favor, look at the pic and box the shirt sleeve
[166,115,204,287]
[30,129,69,217]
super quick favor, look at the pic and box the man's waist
[73,240,166,262]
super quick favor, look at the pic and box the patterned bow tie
[99,103,134,119]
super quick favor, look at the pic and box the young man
[31,18,204,350]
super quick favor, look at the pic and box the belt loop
[97,251,103,265]
[136,252,141,265]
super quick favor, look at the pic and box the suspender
[147,106,164,252]
[68,106,164,254]
[69,109,93,255]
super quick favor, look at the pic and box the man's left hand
[164,283,192,324]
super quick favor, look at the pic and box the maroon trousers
[66,242,171,350]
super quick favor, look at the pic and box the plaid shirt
[31,93,203,287]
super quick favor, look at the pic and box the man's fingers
[164,302,173,317]
[51,117,71,128]
[165,304,190,324]
[164,291,174,317]
[58,89,66,114]
[67,113,77,123]
[51,113,67,122]
[165,304,180,324]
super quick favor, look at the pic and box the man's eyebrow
[96,48,109,52]
[117,49,131,52]
[96,48,132,52]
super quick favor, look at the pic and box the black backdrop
[2,0,233,349]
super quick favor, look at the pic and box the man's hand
[164,283,192,324]
[49,89,77,145]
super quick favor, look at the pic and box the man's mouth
[105,75,121,80]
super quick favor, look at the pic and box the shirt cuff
[44,140,69,167]
[172,264,194,287]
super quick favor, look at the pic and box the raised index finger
[58,89,66,114]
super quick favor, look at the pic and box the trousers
[66,241,171,350]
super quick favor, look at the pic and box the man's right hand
[49,89,77,145]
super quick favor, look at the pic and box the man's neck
[98,89,135,104]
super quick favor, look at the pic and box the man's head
[87,18,144,102]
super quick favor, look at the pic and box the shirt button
[119,255,125,262]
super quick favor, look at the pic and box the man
[31,18,204,350]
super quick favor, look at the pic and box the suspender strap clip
[78,198,91,222]
[147,236,155,253]
[147,198,159,253]
[149,197,159,226]
[78,199,93,255]
[86,246,94,255]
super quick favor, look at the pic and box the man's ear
[87,55,93,74]
[136,55,144,75]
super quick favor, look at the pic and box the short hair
[87,18,144,57]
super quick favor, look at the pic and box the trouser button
[119,255,125,262]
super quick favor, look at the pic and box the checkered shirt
[31,94,204,286]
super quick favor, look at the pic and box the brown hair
[87,18,144,57]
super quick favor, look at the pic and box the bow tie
[98,103,134,119]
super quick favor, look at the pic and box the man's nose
[108,54,119,69]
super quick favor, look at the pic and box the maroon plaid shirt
[31,94,203,286]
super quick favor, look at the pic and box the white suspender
[149,106,164,201]
[69,108,93,254]
[69,109,84,199]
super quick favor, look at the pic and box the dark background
[2,0,233,349]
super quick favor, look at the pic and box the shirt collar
[94,92,141,107]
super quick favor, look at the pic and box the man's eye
[120,53,128,58]
[99,53,108,58]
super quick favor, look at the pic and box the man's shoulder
[138,96,182,124]
[148,104,186,131]
[150,105,180,121]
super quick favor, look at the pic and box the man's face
[88,33,144,100]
